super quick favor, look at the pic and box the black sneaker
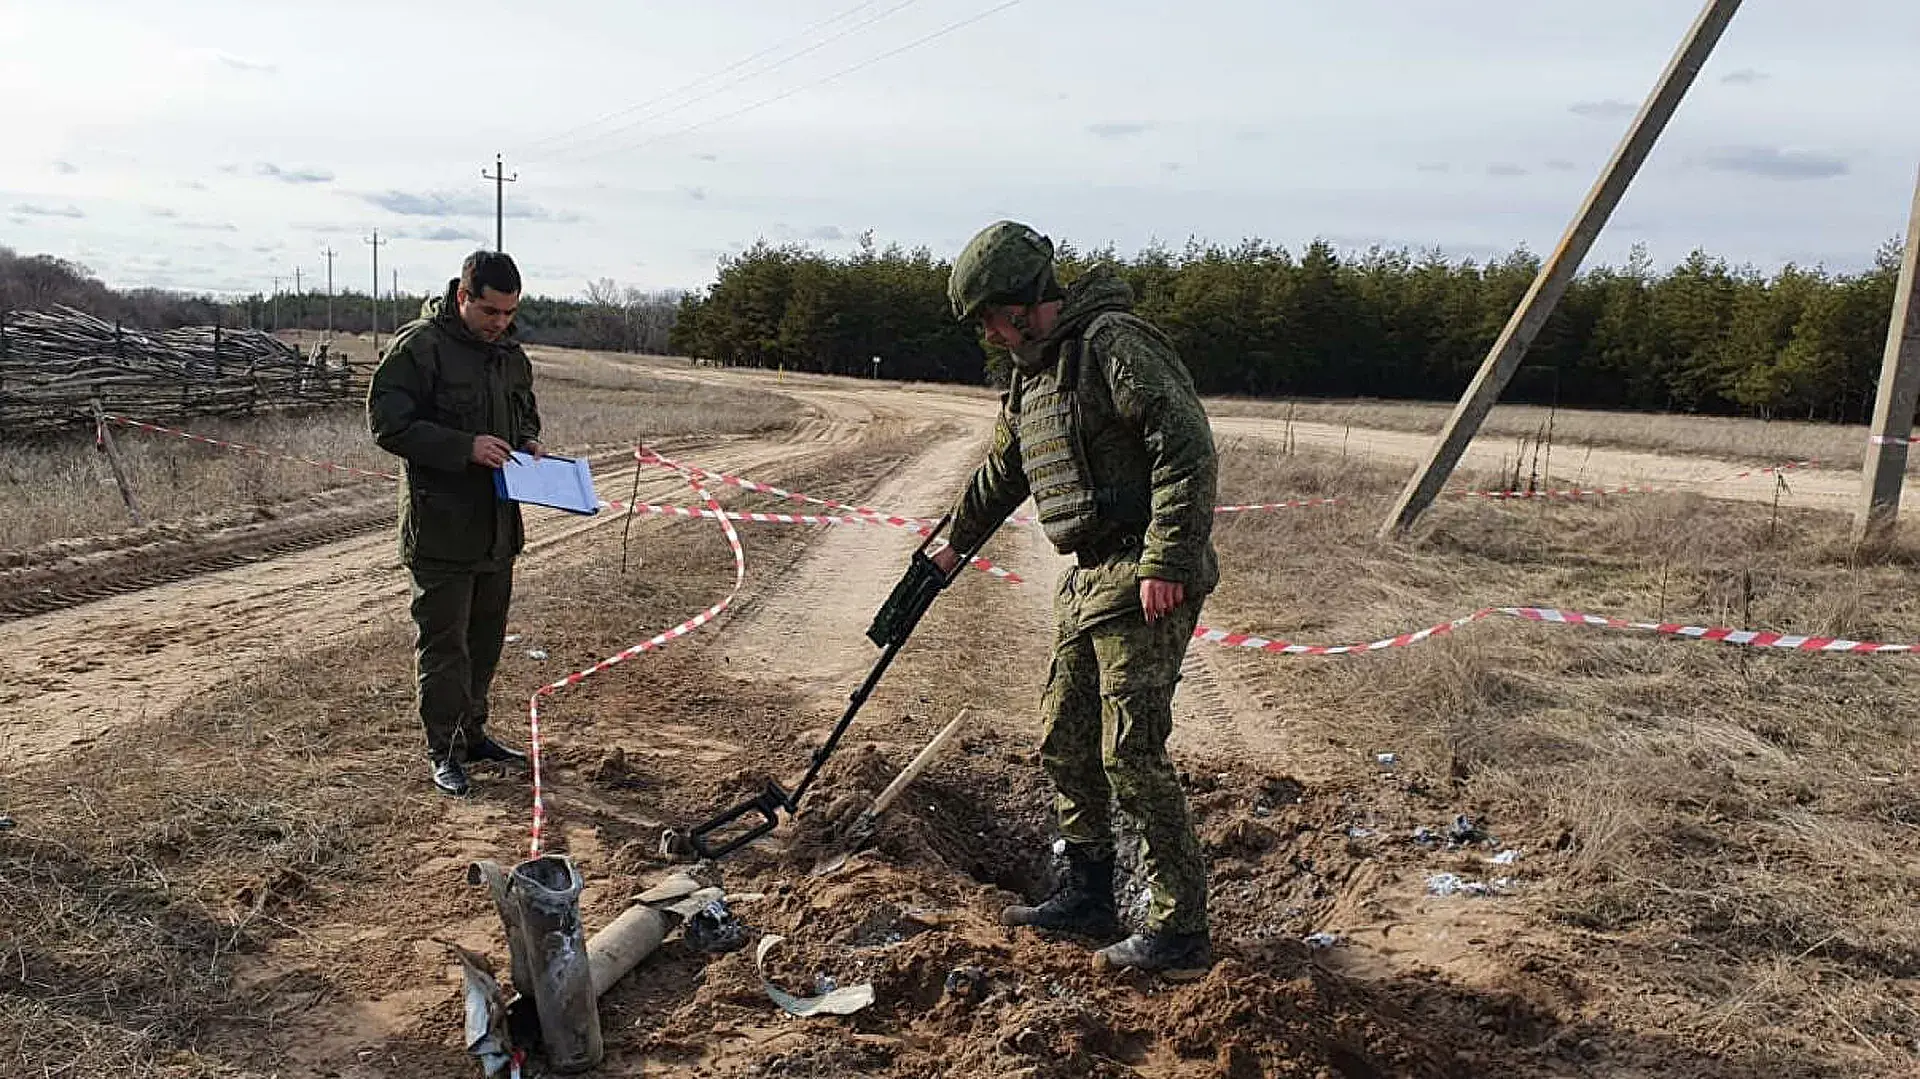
[1093,929,1213,981]
[431,755,470,796]
[468,735,529,767]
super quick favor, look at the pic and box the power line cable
[518,0,883,154]
[533,0,927,161]
[566,0,1024,164]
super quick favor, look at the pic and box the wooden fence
[0,306,362,436]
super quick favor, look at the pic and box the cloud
[180,180,208,191]
[51,160,78,175]
[1699,145,1850,180]
[1087,122,1152,139]
[770,224,848,244]
[1233,128,1267,143]
[177,220,239,232]
[355,190,582,223]
[213,51,278,74]
[1161,162,1182,174]
[683,186,708,202]
[256,162,335,184]
[217,163,240,174]
[1545,159,1577,172]
[1487,163,1529,177]
[694,152,719,162]
[11,203,84,218]
[144,206,179,218]
[1570,99,1636,120]
[1415,162,1451,174]
[1720,68,1769,85]
[395,225,490,244]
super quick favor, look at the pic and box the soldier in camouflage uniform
[368,251,542,797]
[929,221,1218,979]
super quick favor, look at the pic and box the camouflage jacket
[366,280,541,569]
[948,266,1219,627]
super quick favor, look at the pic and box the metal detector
[675,513,994,861]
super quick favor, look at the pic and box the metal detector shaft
[686,514,993,860]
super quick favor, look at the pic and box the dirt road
[2,357,1885,771]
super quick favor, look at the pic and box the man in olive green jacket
[368,251,543,796]
[929,221,1219,980]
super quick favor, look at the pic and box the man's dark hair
[461,251,522,298]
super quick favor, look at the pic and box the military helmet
[947,220,1056,322]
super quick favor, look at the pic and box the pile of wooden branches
[0,306,359,435]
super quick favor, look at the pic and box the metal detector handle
[863,513,997,648]
[687,779,792,860]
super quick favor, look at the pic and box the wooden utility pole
[1852,167,1920,545]
[392,268,400,336]
[321,245,337,341]
[270,276,282,331]
[366,229,387,357]
[482,153,517,252]
[1379,0,1742,539]
[90,398,143,525]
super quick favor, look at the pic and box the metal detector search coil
[683,514,993,860]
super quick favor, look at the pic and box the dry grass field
[1202,444,1920,1076]
[4,354,1919,1077]
[1207,396,1899,471]
[0,351,792,554]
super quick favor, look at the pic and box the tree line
[670,234,1909,422]
[8,236,1907,422]
[0,248,677,354]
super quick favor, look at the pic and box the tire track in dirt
[0,436,856,768]
[0,448,650,624]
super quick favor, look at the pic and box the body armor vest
[1012,312,1131,552]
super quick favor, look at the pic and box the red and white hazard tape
[1712,459,1820,483]
[1870,435,1920,445]
[1216,497,1344,512]
[610,501,1024,585]
[1193,605,1919,657]
[524,446,748,858]
[101,413,402,482]
[1442,484,1654,502]
[664,458,890,520]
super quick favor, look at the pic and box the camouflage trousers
[1041,568,1210,934]
[408,562,515,760]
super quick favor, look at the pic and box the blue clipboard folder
[494,451,600,515]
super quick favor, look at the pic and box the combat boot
[1001,846,1120,939]
[1093,928,1213,981]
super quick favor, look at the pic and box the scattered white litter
[505,634,522,644]
[1490,849,1522,866]
[526,649,549,660]
[1303,932,1344,949]
[1427,873,1510,898]
[1375,753,1398,767]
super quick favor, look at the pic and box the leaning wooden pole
[90,398,144,526]
[1379,0,1743,539]
[1852,166,1920,546]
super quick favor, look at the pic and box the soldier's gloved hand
[1140,578,1186,622]
[471,434,514,468]
[930,545,961,575]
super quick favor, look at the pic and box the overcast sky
[3,0,1916,299]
